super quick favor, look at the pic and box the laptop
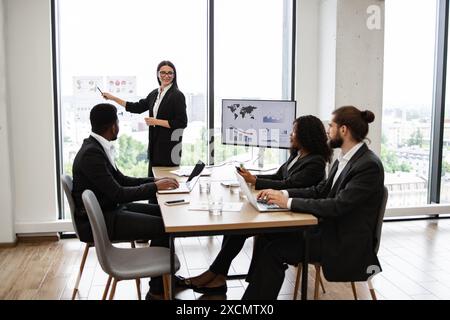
[158,160,205,194]
[235,172,289,212]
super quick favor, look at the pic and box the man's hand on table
[155,178,179,190]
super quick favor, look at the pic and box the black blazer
[125,85,188,166]
[72,136,157,241]
[287,144,384,282]
[254,153,326,190]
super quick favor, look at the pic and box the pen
[96,86,104,96]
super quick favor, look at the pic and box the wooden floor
[1,218,450,300]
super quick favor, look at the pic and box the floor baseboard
[17,233,60,243]
[0,239,18,248]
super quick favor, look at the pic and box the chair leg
[102,275,112,300]
[129,242,141,299]
[318,271,326,294]
[72,243,91,300]
[314,264,322,300]
[351,282,358,300]
[109,278,119,300]
[163,274,171,300]
[293,264,302,300]
[135,279,142,300]
[369,289,377,300]
[368,279,377,300]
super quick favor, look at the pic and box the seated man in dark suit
[184,115,332,294]
[72,103,179,299]
[242,106,385,300]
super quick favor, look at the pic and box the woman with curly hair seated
[179,115,332,295]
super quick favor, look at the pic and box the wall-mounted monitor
[221,99,297,149]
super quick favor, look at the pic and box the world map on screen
[227,104,257,120]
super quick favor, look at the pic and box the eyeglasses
[159,71,174,77]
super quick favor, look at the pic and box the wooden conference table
[153,165,318,300]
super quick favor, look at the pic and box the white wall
[295,0,319,117]
[317,0,337,121]
[296,0,384,156]
[295,0,337,120]
[4,0,58,232]
[0,0,15,243]
[335,0,384,155]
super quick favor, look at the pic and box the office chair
[61,175,140,300]
[82,189,180,300]
[293,186,389,300]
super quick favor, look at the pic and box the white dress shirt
[287,151,301,172]
[284,142,365,210]
[331,142,364,188]
[90,132,117,170]
[282,153,300,209]
[152,83,172,119]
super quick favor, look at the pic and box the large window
[55,0,295,218]
[213,0,294,167]
[382,0,438,207]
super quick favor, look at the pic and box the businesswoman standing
[102,60,188,176]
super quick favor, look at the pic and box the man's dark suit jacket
[125,85,188,166]
[287,144,384,282]
[255,153,326,190]
[72,136,157,241]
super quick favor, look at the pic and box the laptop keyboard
[257,199,280,209]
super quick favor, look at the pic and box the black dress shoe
[145,291,164,300]
[193,284,227,295]
[174,275,196,289]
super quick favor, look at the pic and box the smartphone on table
[164,199,190,206]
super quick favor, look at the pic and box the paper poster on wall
[106,76,137,97]
[73,77,103,96]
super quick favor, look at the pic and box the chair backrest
[82,190,114,274]
[61,174,80,237]
[373,186,389,254]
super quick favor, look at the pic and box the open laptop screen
[187,160,206,182]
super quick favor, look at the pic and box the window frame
[51,0,297,219]
[429,0,449,203]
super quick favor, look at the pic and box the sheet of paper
[170,168,212,177]
[188,202,243,212]
[221,181,240,187]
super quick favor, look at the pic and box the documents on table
[170,167,212,177]
[220,181,240,187]
[188,202,243,212]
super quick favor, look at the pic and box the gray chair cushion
[82,189,180,281]
[107,246,180,280]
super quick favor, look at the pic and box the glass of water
[199,178,211,194]
[208,195,223,216]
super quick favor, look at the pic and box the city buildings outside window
[382,0,437,207]
[56,0,294,218]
